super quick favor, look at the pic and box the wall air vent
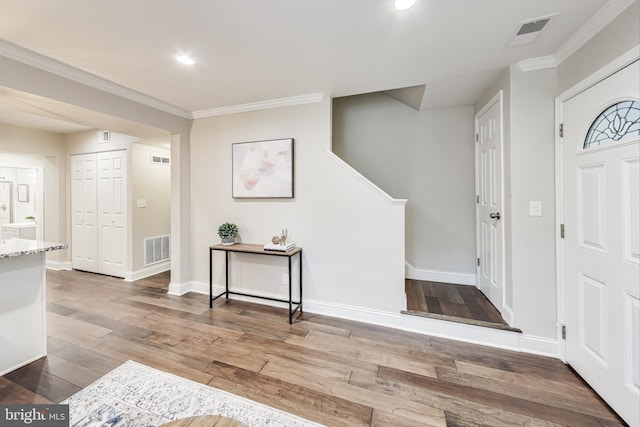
[508,15,554,47]
[151,154,171,165]
[98,130,110,144]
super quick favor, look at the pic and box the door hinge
[559,123,564,138]
[476,195,480,204]
[561,324,566,340]
[477,257,480,267]
[560,224,565,239]
[475,133,479,142]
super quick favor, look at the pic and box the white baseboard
[46,260,72,271]
[168,280,209,296]
[502,305,514,325]
[405,262,476,286]
[518,334,559,357]
[124,261,171,282]
[181,280,559,358]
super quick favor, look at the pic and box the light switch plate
[137,198,147,208]
[529,201,542,217]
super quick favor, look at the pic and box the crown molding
[554,0,636,64]
[0,39,193,119]
[192,93,326,119]
[517,55,558,72]
[517,0,635,72]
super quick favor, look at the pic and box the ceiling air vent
[508,15,554,47]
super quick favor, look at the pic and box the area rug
[61,360,323,427]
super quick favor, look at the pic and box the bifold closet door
[71,150,127,278]
[97,150,127,278]
[71,153,98,272]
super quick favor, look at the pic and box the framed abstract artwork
[232,138,294,198]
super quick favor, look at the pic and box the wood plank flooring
[404,279,522,332]
[0,269,625,426]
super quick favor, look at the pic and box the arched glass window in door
[584,100,640,149]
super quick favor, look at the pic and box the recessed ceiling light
[176,55,194,65]
[394,0,416,11]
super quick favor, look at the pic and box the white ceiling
[0,0,627,133]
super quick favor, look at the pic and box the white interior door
[71,153,98,272]
[475,92,506,319]
[562,59,640,427]
[97,150,127,277]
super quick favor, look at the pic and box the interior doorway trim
[554,44,640,361]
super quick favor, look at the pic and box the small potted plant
[218,222,238,245]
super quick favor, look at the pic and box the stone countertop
[0,238,67,259]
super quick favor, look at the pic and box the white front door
[475,92,506,319]
[562,59,640,427]
[71,153,98,272]
[97,150,127,278]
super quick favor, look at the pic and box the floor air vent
[144,235,170,266]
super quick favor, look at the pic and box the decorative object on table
[61,360,321,427]
[217,222,238,245]
[232,138,294,199]
[279,228,288,246]
[267,228,290,250]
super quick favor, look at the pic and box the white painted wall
[332,93,476,281]
[188,98,407,317]
[0,123,67,266]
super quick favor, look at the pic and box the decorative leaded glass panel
[584,100,640,149]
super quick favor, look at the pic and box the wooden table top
[210,243,302,256]
[160,415,247,427]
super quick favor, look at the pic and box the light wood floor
[0,270,624,426]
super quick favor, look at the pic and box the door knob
[490,212,501,220]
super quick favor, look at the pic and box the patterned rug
[61,360,322,427]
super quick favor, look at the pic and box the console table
[209,243,303,323]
